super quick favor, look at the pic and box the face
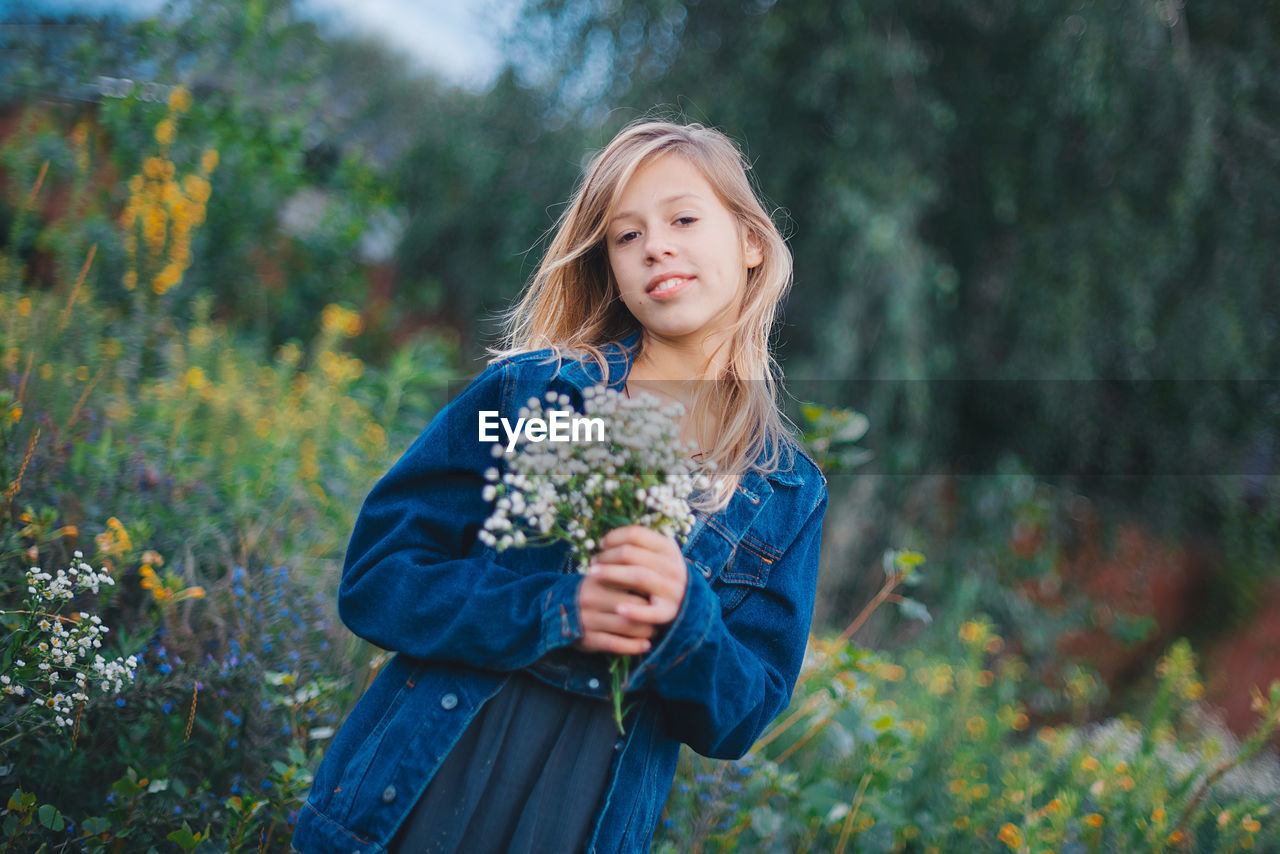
[606,153,762,357]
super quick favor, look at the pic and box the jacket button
[587,678,600,690]
[381,785,396,803]
[440,692,458,710]
[615,740,624,751]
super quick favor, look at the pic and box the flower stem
[609,654,631,734]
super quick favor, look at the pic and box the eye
[615,230,640,245]
[675,216,698,226]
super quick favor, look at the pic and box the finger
[578,576,652,610]
[578,631,652,656]
[587,562,665,597]
[581,611,655,638]
[615,599,680,626]
[601,525,680,553]
[591,543,659,571]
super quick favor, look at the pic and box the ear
[743,230,764,270]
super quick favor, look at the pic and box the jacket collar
[556,330,803,487]
[556,329,641,392]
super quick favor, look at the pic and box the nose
[642,226,674,264]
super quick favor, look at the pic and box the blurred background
[2,0,1278,850]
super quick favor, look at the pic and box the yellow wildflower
[954,816,970,830]
[967,716,988,739]
[168,85,192,113]
[201,149,219,173]
[184,366,208,390]
[1084,814,1103,828]
[1168,830,1187,845]
[1153,806,1167,824]
[1243,815,1261,833]
[17,297,31,317]
[959,621,988,643]
[998,823,1023,850]
[1080,756,1101,773]
[321,303,364,338]
[153,262,184,295]
[139,565,160,590]
[182,174,212,204]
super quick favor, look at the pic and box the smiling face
[606,153,763,366]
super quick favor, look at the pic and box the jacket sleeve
[336,360,585,671]
[624,482,829,760]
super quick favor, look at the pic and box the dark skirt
[388,669,619,854]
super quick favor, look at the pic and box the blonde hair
[488,119,797,512]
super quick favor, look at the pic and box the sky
[15,0,517,90]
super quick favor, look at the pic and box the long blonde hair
[489,119,797,512]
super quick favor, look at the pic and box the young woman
[291,120,829,854]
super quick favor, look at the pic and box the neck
[630,331,731,383]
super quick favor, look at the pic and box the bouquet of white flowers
[479,384,712,733]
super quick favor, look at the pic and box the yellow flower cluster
[119,86,218,296]
[94,516,132,556]
[138,550,205,605]
[317,350,364,386]
[320,304,363,338]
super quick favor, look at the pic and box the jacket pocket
[713,532,780,615]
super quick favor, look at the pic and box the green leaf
[37,803,63,831]
[81,816,111,834]
[166,824,198,850]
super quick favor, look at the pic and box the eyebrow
[608,193,704,224]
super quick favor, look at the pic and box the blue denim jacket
[291,331,829,854]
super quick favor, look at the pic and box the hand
[572,525,688,656]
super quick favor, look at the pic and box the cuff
[539,572,586,657]
[624,565,718,692]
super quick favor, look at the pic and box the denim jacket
[291,331,829,854]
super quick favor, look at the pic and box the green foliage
[0,76,450,850]
[658,632,1280,853]
[519,0,1280,617]
[4,1,1279,848]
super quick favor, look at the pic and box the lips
[646,273,695,296]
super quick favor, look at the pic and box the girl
[291,120,829,854]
